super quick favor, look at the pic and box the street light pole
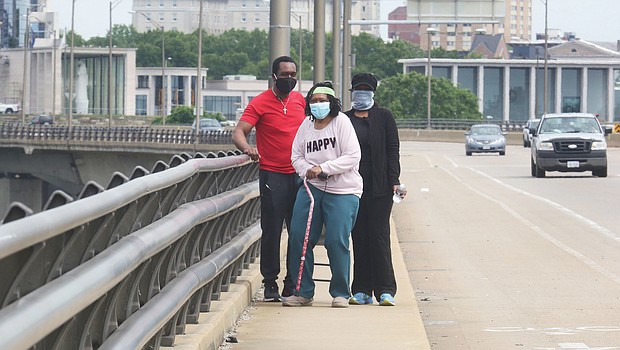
[291,13,302,92]
[426,27,437,129]
[543,0,548,115]
[161,26,166,125]
[52,30,57,119]
[195,0,203,143]
[130,11,166,123]
[69,0,76,130]
[20,7,30,124]
[109,1,113,127]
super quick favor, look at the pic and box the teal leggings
[288,182,359,299]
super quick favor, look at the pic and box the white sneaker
[282,295,313,307]
[331,296,349,308]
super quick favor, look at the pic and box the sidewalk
[171,219,430,350]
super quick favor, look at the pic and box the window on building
[457,67,477,94]
[588,69,608,117]
[137,75,149,89]
[159,0,164,7]
[483,67,504,120]
[509,68,530,121]
[136,95,148,115]
[242,0,246,7]
[255,0,260,7]
[172,0,177,6]
[254,14,260,22]
[160,13,165,22]
[146,0,152,7]
[241,13,247,22]
[172,13,177,22]
[205,96,242,118]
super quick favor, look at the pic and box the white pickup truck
[0,102,21,114]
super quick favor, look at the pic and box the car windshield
[200,119,220,128]
[470,126,501,136]
[539,117,600,134]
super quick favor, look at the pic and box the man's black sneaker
[263,284,281,302]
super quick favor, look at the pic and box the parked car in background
[219,120,237,127]
[191,118,224,131]
[0,102,21,114]
[29,115,54,125]
[522,118,540,147]
[530,113,610,178]
[464,124,506,156]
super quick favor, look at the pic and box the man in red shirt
[232,56,306,301]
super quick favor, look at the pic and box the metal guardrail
[0,123,241,145]
[0,151,262,350]
[0,121,527,146]
[395,118,527,131]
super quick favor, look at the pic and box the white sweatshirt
[291,112,363,197]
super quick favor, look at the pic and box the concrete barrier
[398,129,620,147]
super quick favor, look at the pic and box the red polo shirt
[240,89,306,173]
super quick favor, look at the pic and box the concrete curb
[168,263,263,350]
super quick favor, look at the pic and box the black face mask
[274,77,297,94]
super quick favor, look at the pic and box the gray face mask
[351,90,374,110]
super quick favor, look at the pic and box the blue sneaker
[349,292,373,305]
[379,293,395,306]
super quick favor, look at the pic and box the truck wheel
[593,167,607,178]
[5,108,12,114]
[531,158,545,178]
[535,163,546,178]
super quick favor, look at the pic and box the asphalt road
[393,141,620,350]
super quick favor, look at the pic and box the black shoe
[263,283,281,302]
[281,287,294,302]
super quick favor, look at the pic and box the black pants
[351,192,397,300]
[259,169,299,291]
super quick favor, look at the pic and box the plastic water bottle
[393,184,406,203]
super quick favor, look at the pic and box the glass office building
[400,57,620,122]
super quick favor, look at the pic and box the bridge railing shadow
[0,150,262,350]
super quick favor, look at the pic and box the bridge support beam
[0,178,43,216]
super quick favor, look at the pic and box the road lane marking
[467,167,620,242]
[441,166,620,285]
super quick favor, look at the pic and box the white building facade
[131,0,381,37]
[399,57,620,122]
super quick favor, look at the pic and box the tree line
[72,26,482,119]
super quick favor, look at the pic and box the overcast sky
[50,0,620,43]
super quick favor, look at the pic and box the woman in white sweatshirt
[283,82,363,308]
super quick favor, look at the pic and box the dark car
[29,115,54,125]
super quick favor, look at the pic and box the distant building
[0,0,53,49]
[470,34,509,59]
[0,45,137,116]
[387,6,419,44]
[395,0,531,52]
[399,39,620,122]
[131,0,381,37]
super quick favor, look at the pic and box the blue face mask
[351,90,374,111]
[310,102,331,120]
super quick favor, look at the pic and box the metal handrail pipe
[0,155,252,260]
[99,224,261,350]
[0,181,259,350]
